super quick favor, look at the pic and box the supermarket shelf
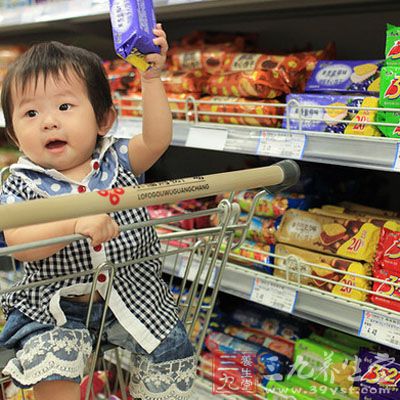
[117,117,400,172]
[163,252,400,341]
[0,0,398,32]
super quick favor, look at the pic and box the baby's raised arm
[4,214,119,262]
[127,24,172,176]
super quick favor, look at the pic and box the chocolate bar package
[284,93,381,135]
[385,24,400,66]
[358,348,400,399]
[274,244,371,301]
[109,0,159,71]
[276,209,382,262]
[306,60,383,94]
[374,221,400,275]
[370,269,400,312]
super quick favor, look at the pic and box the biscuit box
[374,221,400,275]
[284,94,381,135]
[306,60,383,94]
[385,24,400,66]
[274,244,371,301]
[358,348,400,399]
[370,269,400,312]
[109,0,159,71]
[275,209,382,262]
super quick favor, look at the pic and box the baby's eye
[26,110,38,118]
[59,103,72,111]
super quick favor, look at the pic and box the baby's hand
[141,23,168,80]
[74,214,119,247]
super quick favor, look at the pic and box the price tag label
[186,127,227,151]
[250,277,297,313]
[393,143,400,172]
[257,131,306,159]
[359,310,400,349]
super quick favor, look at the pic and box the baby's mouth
[45,140,67,150]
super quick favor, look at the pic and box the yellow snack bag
[344,97,381,136]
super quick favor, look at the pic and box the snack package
[236,213,278,244]
[358,348,400,399]
[224,325,294,360]
[204,70,290,99]
[205,331,290,377]
[224,240,274,274]
[323,328,378,352]
[284,94,381,136]
[370,268,400,312]
[109,0,159,71]
[160,70,208,94]
[385,24,400,65]
[306,60,383,94]
[103,59,141,94]
[374,221,400,275]
[336,202,400,219]
[235,191,309,218]
[274,244,371,301]
[294,339,356,389]
[376,66,400,137]
[276,209,382,262]
[262,380,315,399]
[197,96,283,127]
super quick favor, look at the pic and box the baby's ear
[98,107,117,136]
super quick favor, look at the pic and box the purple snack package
[283,93,368,133]
[358,348,400,399]
[109,0,160,71]
[306,60,383,94]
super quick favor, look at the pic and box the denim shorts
[0,298,197,399]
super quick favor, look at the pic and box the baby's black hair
[1,41,113,143]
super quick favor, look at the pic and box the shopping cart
[0,160,299,400]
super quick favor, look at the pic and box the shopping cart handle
[264,159,300,194]
[0,160,300,230]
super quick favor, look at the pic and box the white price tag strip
[250,277,297,313]
[186,127,228,151]
[393,143,400,172]
[257,131,306,159]
[359,310,400,349]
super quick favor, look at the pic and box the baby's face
[11,70,101,178]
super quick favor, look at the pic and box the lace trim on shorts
[129,354,198,400]
[2,327,92,387]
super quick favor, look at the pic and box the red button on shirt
[93,161,100,170]
[93,244,102,252]
[78,185,86,193]
[97,273,107,282]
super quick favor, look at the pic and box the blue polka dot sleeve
[113,139,132,172]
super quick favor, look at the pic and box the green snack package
[309,333,357,356]
[293,339,356,390]
[386,24,400,65]
[377,66,400,136]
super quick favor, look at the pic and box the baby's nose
[42,114,60,130]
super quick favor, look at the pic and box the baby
[0,25,196,400]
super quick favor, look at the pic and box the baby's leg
[34,380,80,400]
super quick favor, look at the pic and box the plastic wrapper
[103,59,141,94]
[160,70,209,94]
[237,214,278,244]
[370,269,400,312]
[276,209,382,262]
[385,24,400,66]
[377,66,400,138]
[109,0,159,71]
[306,60,383,94]
[197,96,283,127]
[224,325,294,360]
[274,244,371,301]
[338,202,400,219]
[374,221,400,275]
[205,331,290,377]
[284,94,381,136]
[358,348,400,399]
[294,339,356,389]
[204,70,290,99]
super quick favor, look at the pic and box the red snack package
[374,224,400,275]
[103,59,141,94]
[198,96,282,127]
[161,70,209,94]
[204,70,289,99]
[370,269,400,312]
